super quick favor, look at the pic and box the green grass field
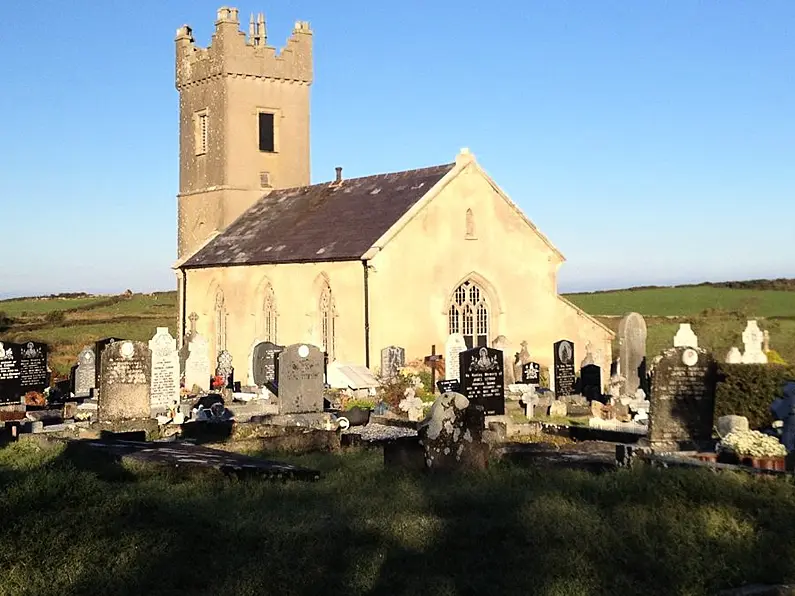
[1,441,794,596]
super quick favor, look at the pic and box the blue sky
[1,1,793,298]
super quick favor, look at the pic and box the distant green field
[0,296,110,317]
[566,287,795,318]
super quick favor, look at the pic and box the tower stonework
[176,7,313,259]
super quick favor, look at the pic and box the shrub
[714,363,795,429]
[44,310,65,324]
[766,350,788,365]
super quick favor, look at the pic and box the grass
[565,286,795,318]
[1,441,795,595]
[0,296,111,317]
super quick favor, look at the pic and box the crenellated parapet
[175,6,313,90]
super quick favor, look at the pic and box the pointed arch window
[214,289,227,354]
[320,283,336,361]
[263,283,278,343]
[448,280,489,349]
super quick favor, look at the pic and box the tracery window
[448,280,489,349]
[320,283,336,360]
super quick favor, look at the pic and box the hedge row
[714,363,795,430]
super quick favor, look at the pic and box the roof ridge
[272,161,456,194]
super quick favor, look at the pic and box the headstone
[148,327,180,413]
[184,333,211,392]
[618,312,647,395]
[275,343,325,414]
[0,342,22,404]
[417,392,489,471]
[492,335,515,385]
[648,347,717,449]
[518,341,532,365]
[215,350,234,388]
[580,342,595,368]
[74,347,96,397]
[94,337,122,390]
[553,340,576,397]
[436,379,460,394]
[673,324,698,348]
[521,362,541,384]
[252,341,284,387]
[178,312,200,374]
[717,415,749,437]
[549,400,567,417]
[444,334,467,381]
[459,346,505,415]
[98,340,151,422]
[763,330,770,353]
[725,347,742,364]
[741,320,768,364]
[18,341,49,396]
[380,346,405,380]
[580,363,602,401]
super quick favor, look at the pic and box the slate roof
[182,162,456,268]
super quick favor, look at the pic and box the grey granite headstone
[276,343,325,414]
[618,312,647,396]
[184,333,210,392]
[148,327,180,412]
[648,347,717,450]
[380,346,405,379]
[74,347,96,397]
[98,340,151,422]
[252,341,283,386]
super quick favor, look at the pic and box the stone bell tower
[175,7,313,259]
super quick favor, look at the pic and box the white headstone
[184,333,210,391]
[148,327,180,412]
[74,346,96,397]
[673,323,698,348]
[444,333,467,380]
[725,346,743,364]
[741,320,768,364]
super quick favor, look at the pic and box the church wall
[367,162,613,376]
[184,260,364,385]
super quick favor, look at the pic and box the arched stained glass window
[448,280,489,349]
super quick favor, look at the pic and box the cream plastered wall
[365,159,613,378]
[183,260,365,385]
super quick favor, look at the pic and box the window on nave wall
[262,283,278,343]
[448,280,489,349]
[214,289,227,355]
[319,283,336,360]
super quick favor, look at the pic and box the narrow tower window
[258,112,275,152]
[195,110,208,155]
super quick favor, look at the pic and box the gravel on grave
[343,423,417,442]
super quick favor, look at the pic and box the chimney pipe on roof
[335,167,343,183]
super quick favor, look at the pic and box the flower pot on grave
[743,456,786,471]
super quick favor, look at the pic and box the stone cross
[188,312,199,336]
[424,345,443,395]
[673,323,698,348]
[741,320,768,364]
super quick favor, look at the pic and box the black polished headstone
[459,346,505,415]
[580,363,602,401]
[0,342,22,404]
[19,341,48,395]
[553,340,576,397]
[521,362,540,384]
[437,379,461,394]
[253,341,284,386]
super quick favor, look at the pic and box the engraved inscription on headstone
[149,327,180,412]
[444,333,467,381]
[618,312,647,396]
[380,346,405,380]
[437,379,461,394]
[459,346,505,415]
[275,344,325,414]
[553,340,576,397]
[184,333,210,392]
[19,341,48,394]
[521,362,540,385]
[74,346,96,397]
[252,341,284,386]
[648,346,717,449]
[0,342,22,404]
[98,340,151,422]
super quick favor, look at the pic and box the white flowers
[719,430,787,458]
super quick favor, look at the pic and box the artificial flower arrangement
[211,374,226,390]
[718,430,787,458]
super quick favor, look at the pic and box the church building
[173,7,614,384]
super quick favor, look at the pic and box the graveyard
[0,284,795,594]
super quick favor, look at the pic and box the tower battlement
[176,6,313,90]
